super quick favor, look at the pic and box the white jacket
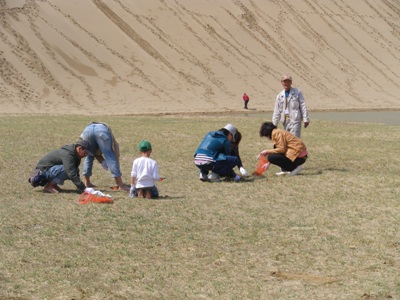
[272,87,310,125]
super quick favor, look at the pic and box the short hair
[259,122,276,139]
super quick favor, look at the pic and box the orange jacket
[268,129,306,162]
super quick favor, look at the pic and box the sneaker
[208,172,221,182]
[289,165,303,176]
[275,171,290,176]
[199,173,209,182]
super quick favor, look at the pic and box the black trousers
[268,153,306,171]
[244,100,249,109]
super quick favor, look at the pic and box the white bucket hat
[223,124,237,142]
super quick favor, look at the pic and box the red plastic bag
[78,192,113,204]
[252,155,270,176]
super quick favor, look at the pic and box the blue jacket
[194,130,230,162]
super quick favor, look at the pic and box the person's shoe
[289,165,303,176]
[208,172,221,182]
[199,173,209,182]
[275,171,290,176]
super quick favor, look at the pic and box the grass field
[1,114,399,299]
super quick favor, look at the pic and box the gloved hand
[84,187,95,194]
[262,162,271,171]
[129,186,136,199]
[101,160,108,171]
[304,121,310,128]
[239,167,248,177]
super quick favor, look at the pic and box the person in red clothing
[242,93,249,109]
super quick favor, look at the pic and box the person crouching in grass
[258,122,308,176]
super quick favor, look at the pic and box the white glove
[101,160,108,171]
[84,187,95,194]
[239,167,248,177]
[129,186,136,199]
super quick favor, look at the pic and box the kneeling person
[130,140,161,199]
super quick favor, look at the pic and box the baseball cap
[138,140,152,152]
[281,74,292,81]
[76,140,94,156]
[223,124,237,142]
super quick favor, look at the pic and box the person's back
[195,130,230,161]
[194,124,240,182]
[132,156,160,189]
[36,144,77,171]
[130,140,160,199]
[29,140,91,193]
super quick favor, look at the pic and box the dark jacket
[36,144,86,191]
[230,144,243,168]
[194,130,231,162]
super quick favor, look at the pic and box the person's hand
[304,121,310,128]
[129,186,135,198]
[260,150,268,157]
[239,167,248,177]
[101,160,108,171]
[84,187,94,194]
[261,162,271,171]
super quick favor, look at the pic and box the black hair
[259,122,276,139]
[219,128,230,136]
[232,130,242,145]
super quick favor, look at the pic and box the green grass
[1,114,400,299]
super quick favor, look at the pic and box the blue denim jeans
[81,123,122,178]
[134,186,159,199]
[43,165,69,185]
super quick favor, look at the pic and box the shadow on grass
[155,195,185,200]
[33,189,80,194]
[303,168,349,176]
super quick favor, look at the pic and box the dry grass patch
[1,114,400,299]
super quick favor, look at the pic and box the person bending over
[259,122,308,176]
[194,123,241,182]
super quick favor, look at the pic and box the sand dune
[0,0,399,115]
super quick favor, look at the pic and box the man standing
[242,93,250,109]
[272,75,310,138]
[28,140,92,193]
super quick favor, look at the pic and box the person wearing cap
[258,122,308,176]
[80,122,128,191]
[130,140,162,199]
[28,140,93,193]
[194,124,241,182]
[272,74,310,138]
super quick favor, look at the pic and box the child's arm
[129,177,136,198]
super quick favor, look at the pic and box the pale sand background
[1,0,399,116]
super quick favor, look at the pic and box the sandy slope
[0,0,399,115]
